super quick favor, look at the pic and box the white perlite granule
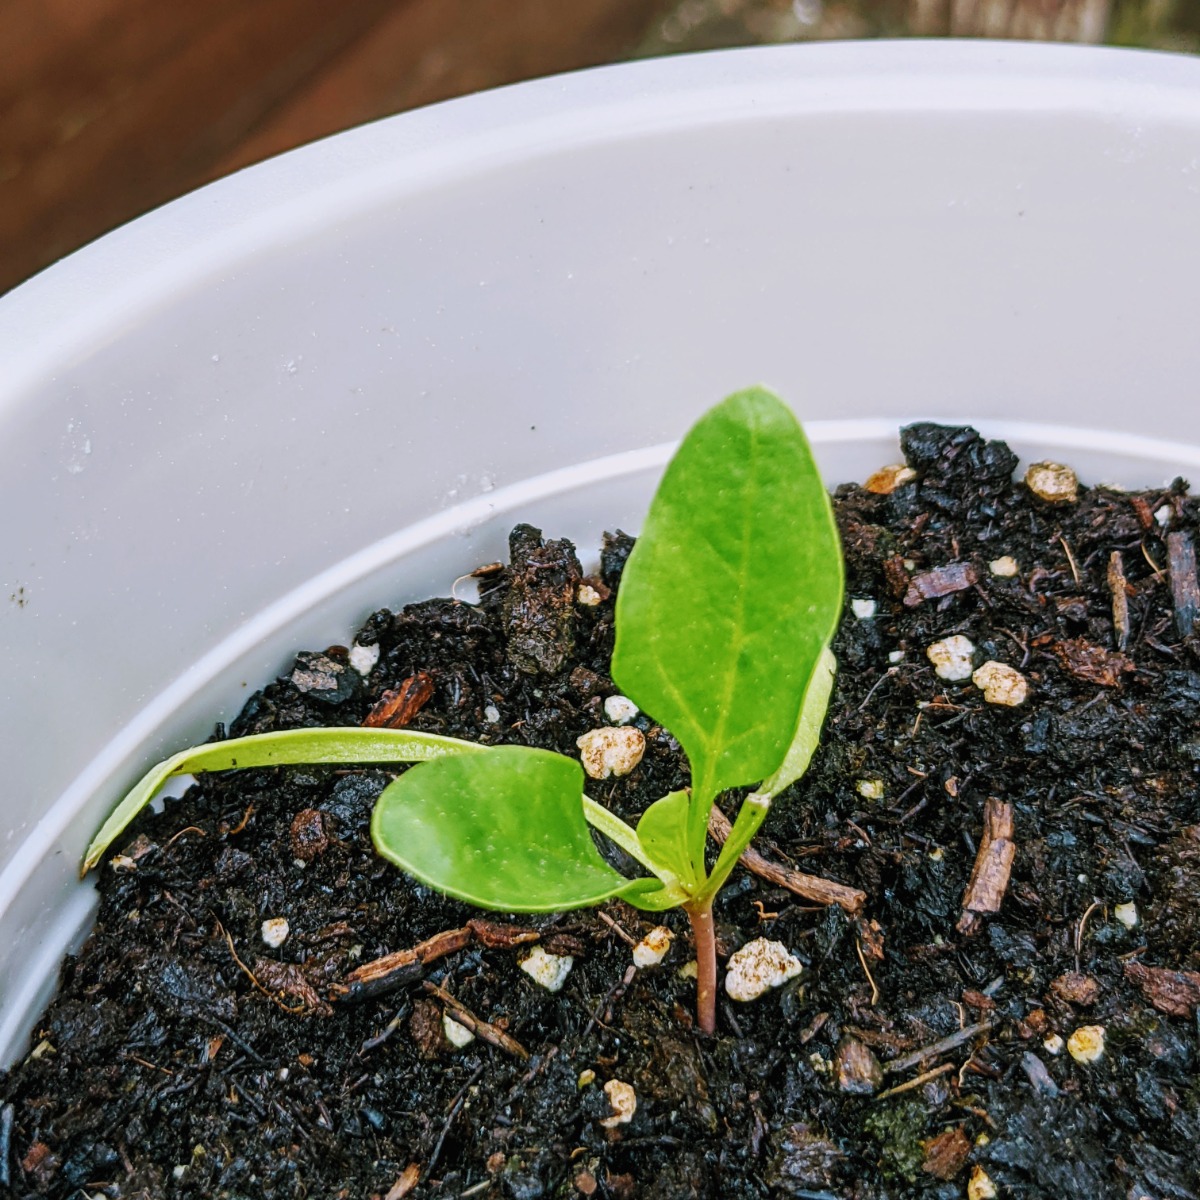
[576,727,645,779]
[261,917,290,949]
[926,635,976,682]
[724,938,803,1002]
[972,661,1029,706]
[519,946,574,992]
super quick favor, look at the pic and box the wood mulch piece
[3,423,1200,1199]
[956,797,1016,935]
[1123,962,1200,1018]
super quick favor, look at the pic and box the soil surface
[4,424,1200,1200]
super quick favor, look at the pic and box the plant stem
[684,898,718,1035]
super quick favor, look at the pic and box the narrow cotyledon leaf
[82,727,482,874]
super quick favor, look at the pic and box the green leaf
[636,791,704,892]
[82,727,480,874]
[612,386,844,857]
[701,647,838,901]
[372,745,649,912]
[621,882,687,912]
[760,646,838,799]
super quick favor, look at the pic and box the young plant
[84,386,844,1034]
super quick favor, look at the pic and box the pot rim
[4,40,1200,402]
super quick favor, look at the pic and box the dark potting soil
[4,423,1200,1200]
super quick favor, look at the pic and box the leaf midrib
[697,415,760,800]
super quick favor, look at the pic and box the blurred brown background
[2,0,1197,297]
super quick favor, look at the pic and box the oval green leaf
[612,387,844,853]
[372,745,646,912]
[636,791,704,893]
[83,726,480,875]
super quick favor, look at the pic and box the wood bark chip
[883,1022,992,1076]
[883,554,911,599]
[216,919,306,1014]
[903,562,979,607]
[962,989,995,1011]
[1050,971,1100,1007]
[922,1126,972,1181]
[856,918,885,961]
[834,1037,884,1094]
[1051,637,1134,688]
[422,981,530,1061]
[1130,494,1155,530]
[466,917,542,951]
[1167,532,1200,638]
[362,671,435,728]
[1107,550,1131,651]
[336,926,475,1002]
[288,808,329,861]
[384,1162,422,1200]
[335,919,540,1002]
[1124,962,1200,1018]
[409,998,446,1060]
[707,808,866,915]
[957,798,1015,935]
[253,959,333,1017]
[20,1140,57,1190]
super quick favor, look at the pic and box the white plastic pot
[3,40,1200,1065]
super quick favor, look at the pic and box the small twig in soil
[215,920,305,1014]
[1057,535,1081,586]
[427,1063,485,1174]
[883,1022,992,1076]
[163,825,206,851]
[855,937,880,1006]
[1167,531,1200,639]
[956,798,1015,936]
[336,926,474,1002]
[1108,551,1131,651]
[857,667,898,712]
[1075,900,1103,973]
[195,1012,264,1063]
[874,1061,955,1101]
[1142,541,1166,580]
[583,965,638,1038]
[122,1053,174,1077]
[595,909,638,946]
[846,820,873,848]
[226,803,255,835]
[721,998,745,1038]
[359,1007,409,1056]
[504,1044,560,1109]
[336,920,539,1003]
[421,981,530,1061]
[709,808,866,916]
[799,1011,830,1044]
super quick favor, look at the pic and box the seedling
[84,387,844,1034]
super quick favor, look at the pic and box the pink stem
[684,899,717,1035]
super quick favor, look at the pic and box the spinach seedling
[84,386,844,1034]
